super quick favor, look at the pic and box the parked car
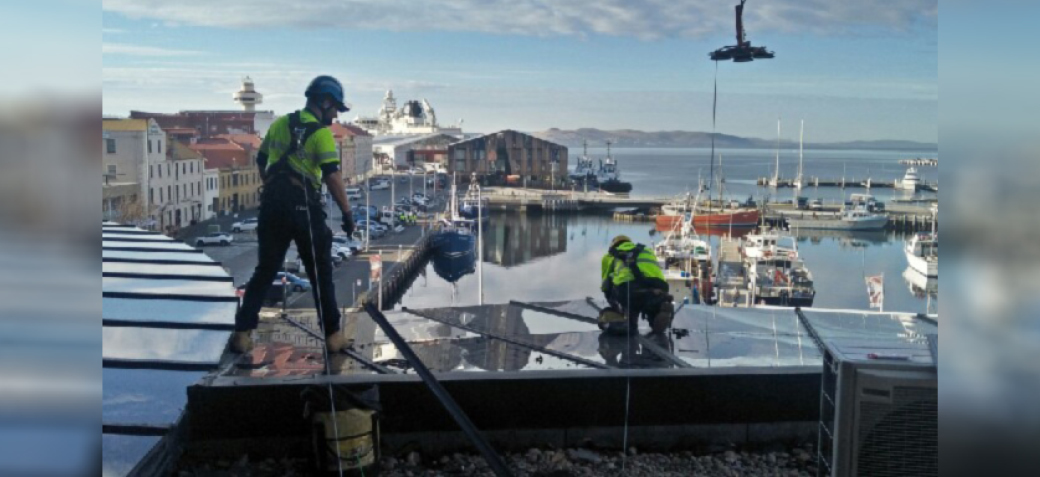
[195,232,233,247]
[369,180,390,191]
[331,242,354,260]
[332,234,364,254]
[357,219,388,233]
[345,188,363,200]
[276,272,311,292]
[231,218,258,233]
[809,199,824,211]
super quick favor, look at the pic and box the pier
[755,177,938,192]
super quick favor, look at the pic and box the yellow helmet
[610,235,632,249]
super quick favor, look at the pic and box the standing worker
[600,235,675,336]
[231,76,356,354]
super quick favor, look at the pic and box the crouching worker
[600,235,675,336]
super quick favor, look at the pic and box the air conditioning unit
[800,312,937,477]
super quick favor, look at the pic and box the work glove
[341,212,355,236]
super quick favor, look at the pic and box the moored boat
[905,232,938,278]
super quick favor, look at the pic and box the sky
[96,0,937,143]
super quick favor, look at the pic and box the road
[191,174,446,310]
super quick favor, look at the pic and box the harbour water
[399,148,937,314]
[398,214,936,315]
[581,147,938,204]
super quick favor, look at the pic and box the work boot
[326,331,355,354]
[230,331,254,354]
[651,302,675,335]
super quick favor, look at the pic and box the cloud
[102,0,936,40]
[102,28,124,35]
[103,42,207,57]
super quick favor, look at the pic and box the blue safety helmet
[305,75,350,112]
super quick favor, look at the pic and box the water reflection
[483,213,568,267]
[403,214,934,314]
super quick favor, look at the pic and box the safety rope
[300,167,346,477]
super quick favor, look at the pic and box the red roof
[188,138,248,169]
[218,133,262,150]
[330,122,371,139]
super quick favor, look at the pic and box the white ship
[895,167,921,191]
[354,90,462,137]
[905,232,938,278]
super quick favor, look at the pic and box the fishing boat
[905,232,938,278]
[656,155,760,229]
[596,141,632,193]
[457,174,489,223]
[786,208,888,231]
[740,231,800,261]
[431,179,476,258]
[739,231,815,307]
[747,254,816,307]
[654,208,714,305]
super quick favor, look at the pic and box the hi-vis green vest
[259,110,338,189]
[601,242,666,291]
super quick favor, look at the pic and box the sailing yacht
[793,120,805,191]
[768,118,782,187]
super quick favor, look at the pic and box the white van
[346,188,363,200]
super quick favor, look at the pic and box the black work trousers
[606,282,656,336]
[235,180,341,334]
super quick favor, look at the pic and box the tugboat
[569,140,599,190]
[596,141,632,193]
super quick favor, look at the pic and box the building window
[150,188,153,204]
[106,138,116,154]
[159,188,163,203]
[107,164,117,175]
[175,164,179,181]
[233,175,238,187]
[158,141,162,154]
[148,140,152,154]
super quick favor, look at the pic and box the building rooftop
[168,141,204,161]
[217,133,262,150]
[330,122,372,139]
[188,139,248,169]
[103,118,149,132]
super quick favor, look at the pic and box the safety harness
[606,244,668,293]
[263,111,323,203]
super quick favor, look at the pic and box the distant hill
[531,128,938,152]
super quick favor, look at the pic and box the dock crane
[710,0,775,62]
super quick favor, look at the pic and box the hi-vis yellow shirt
[260,110,338,189]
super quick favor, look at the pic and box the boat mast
[773,117,781,186]
[796,120,804,190]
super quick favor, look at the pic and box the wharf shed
[448,130,567,185]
